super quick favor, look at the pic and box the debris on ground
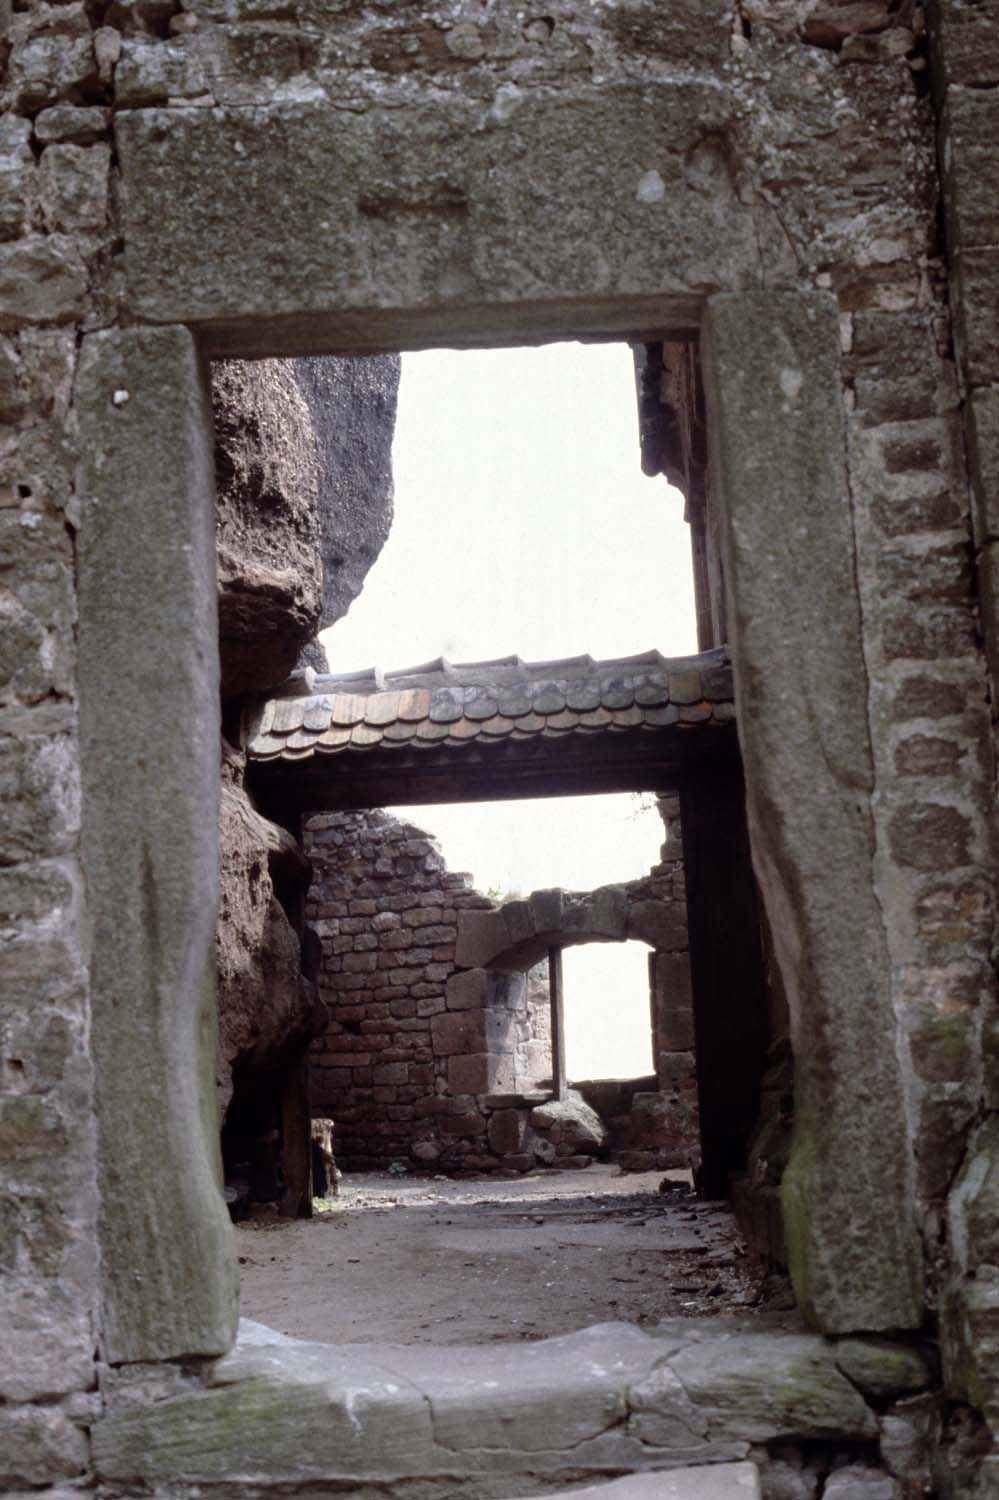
[236,1163,790,1345]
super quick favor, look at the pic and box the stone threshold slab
[499,1463,761,1500]
[92,1318,927,1495]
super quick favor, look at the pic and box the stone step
[499,1462,761,1500]
[91,1318,918,1496]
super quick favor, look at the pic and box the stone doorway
[12,3,999,1489]
[75,306,941,1495]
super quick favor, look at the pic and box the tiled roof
[247,648,734,764]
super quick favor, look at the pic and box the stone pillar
[76,326,238,1362]
[703,290,923,1333]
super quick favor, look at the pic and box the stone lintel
[703,290,924,1333]
[76,325,238,1362]
[113,87,761,351]
[456,884,669,973]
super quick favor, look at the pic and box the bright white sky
[320,342,697,1078]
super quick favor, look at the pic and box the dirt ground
[236,1164,788,1345]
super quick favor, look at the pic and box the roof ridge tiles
[294,646,732,700]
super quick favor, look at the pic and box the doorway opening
[209,338,781,1347]
[564,941,654,1081]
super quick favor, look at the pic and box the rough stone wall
[1,338,98,1479]
[305,801,697,1174]
[643,796,696,1123]
[305,809,496,1170]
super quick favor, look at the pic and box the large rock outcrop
[294,355,400,638]
[212,354,400,1211]
[215,749,327,1119]
[212,354,400,692]
[212,359,323,699]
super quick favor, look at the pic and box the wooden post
[279,1053,313,1218]
[680,765,769,1198]
[549,945,567,1100]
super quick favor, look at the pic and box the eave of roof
[247,647,734,765]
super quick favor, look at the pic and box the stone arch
[454,882,685,974]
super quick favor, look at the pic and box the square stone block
[448,1053,491,1094]
[431,1009,486,1057]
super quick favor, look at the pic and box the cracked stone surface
[92,1308,913,1493]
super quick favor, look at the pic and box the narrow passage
[236,1166,780,1346]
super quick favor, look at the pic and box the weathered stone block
[966,383,999,549]
[8,34,98,111]
[0,1278,96,1402]
[38,143,110,234]
[952,248,999,389]
[531,1091,607,1152]
[94,1319,697,1485]
[878,1391,938,1487]
[448,1053,491,1095]
[893,734,967,779]
[948,1117,999,1272]
[0,858,87,1002]
[0,1404,89,1488]
[0,119,33,242]
[940,1273,999,1417]
[487,1107,526,1156]
[76,325,238,1362]
[630,1092,686,1151]
[905,997,977,1087]
[890,674,968,722]
[431,1008,485,1057]
[627,899,686,951]
[927,0,999,91]
[887,802,973,873]
[704,290,923,1333]
[939,88,999,258]
[438,1104,487,1136]
[822,1466,898,1500]
[665,1334,879,1442]
[34,105,109,145]
[0,722,79,863]
[373,1062,407,1086]
[833,1338,931,1400]
[880,602,975,662]
[115,35,209,105]
[113,84,760,351]
[0,237,88,330]
[565,885,628,942]
[985,1011,999,1112]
